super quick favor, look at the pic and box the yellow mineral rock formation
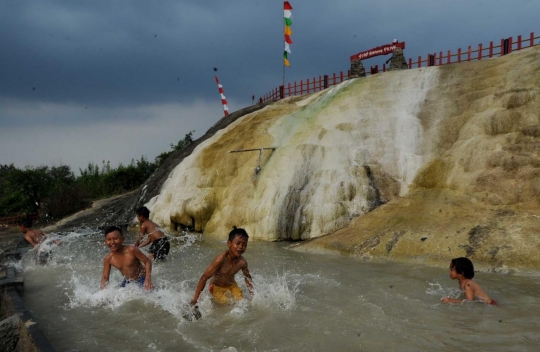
[149,45,540,271]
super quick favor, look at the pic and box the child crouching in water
[442,257,495,305]
[135,206,170,261]
[191,226,253,306]
[100,225,154,290]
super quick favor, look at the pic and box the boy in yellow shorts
[191,227,253,305]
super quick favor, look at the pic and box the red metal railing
[0,212,39,226]
[408,32,539,68]
[259,31,539,103]
[259,71,352,103]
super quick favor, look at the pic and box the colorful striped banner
[284,1,293,67]
[214,76,229,116]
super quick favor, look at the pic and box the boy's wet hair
[104,225,123,237]
[228,226,249,242]
[450,257,475,279]
[19,219,33,228]
[136,206,150,218]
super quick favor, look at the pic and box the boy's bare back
[461,279,492,303]
[135,217,165,247]
[24,229,46,247]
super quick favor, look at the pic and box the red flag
[284,1,293,10]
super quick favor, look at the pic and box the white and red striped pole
[214,76,229,116]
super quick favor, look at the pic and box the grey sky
[1,0,538,172]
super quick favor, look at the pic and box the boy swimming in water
[135,206,170,260]
[441,257,496,305]
[19,218,60,264]
[100,225,154,290]
[19,218,48,248]
[191,226,254,306]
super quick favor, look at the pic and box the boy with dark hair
[101,225,154,290]
[19,219,59,264]
[135,206,170,260]
[19,218,47,248]
[442,257,495,305]
[191,226,253,306]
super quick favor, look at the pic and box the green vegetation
[0,131,195,222]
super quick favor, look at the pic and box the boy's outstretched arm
[242,263,254,296]
[134,224,146,247]
[138,234,153,248]
[133,247,154,290]
[100,255,112,290]
[191,253,225,305]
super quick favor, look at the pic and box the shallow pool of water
[15,229,540,351]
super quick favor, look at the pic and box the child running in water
[442,257,496,305]
[191,226,253,306]
[135,206,170,260]
[100,225,154,290]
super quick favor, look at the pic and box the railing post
[382,64,386,72]
[408,57,412,69]
[428,54,435,67]
[501,38,505,55]
[447,50,451,64]
[332,72,336,86]
[467,46,471,61]
[489,41,494,57]
[323,75,328,89]
[418,55,421,68]
[439,51,443,65]
[478,44,482,60]
[530,32,535,47]
[517,35,522,51]
[340,71,343,82]
[508,37,513,53]
[458,48,462,63]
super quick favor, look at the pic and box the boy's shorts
[149,237,170,259]
[209,282,243,304]
[120,275,146,288]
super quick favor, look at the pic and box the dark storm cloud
[2,0,538,110]
[0,0,539,170]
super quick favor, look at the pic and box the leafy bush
[0,131,195,221]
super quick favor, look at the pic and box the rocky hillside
[120,44,539,271]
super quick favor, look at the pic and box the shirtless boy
[19,219,58,264]
[19,219,47,248]
[100,225,154,290]
[442,257,496,305]
[135,207,170,260]
[191,226,253,305]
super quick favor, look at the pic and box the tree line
[0,131,194,222]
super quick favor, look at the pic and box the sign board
[350,42,406,62]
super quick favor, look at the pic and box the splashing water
[15,228,540,351]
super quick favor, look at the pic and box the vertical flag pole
[214,76,229,116]
[283,1,293,88]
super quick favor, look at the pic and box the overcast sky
[1,0,538,173]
